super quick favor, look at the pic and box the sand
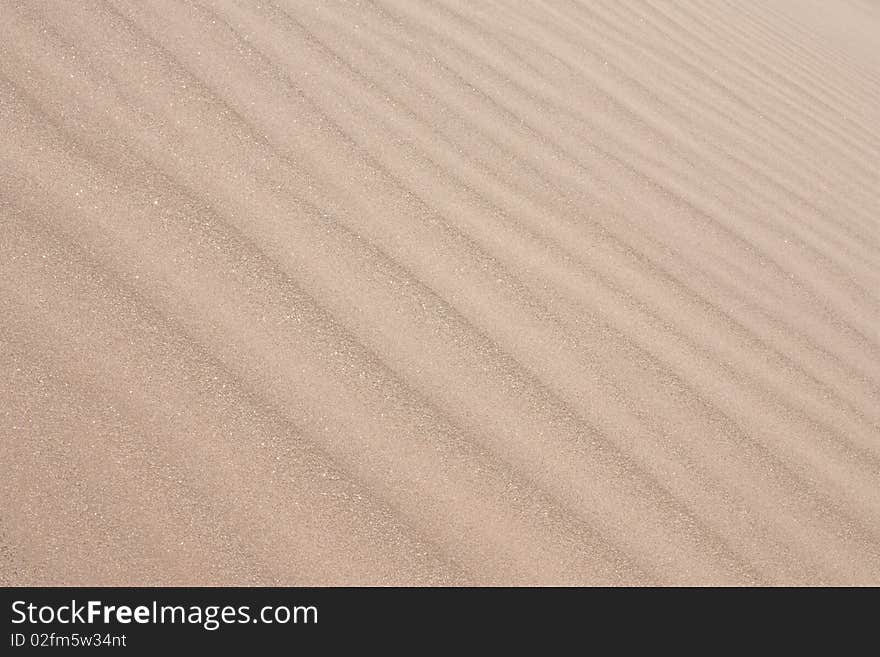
[1,0,878,586]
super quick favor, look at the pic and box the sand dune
[1,0,878,585]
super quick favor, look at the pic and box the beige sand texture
[1,0,879,586]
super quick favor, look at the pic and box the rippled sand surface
[2,1,879,585]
